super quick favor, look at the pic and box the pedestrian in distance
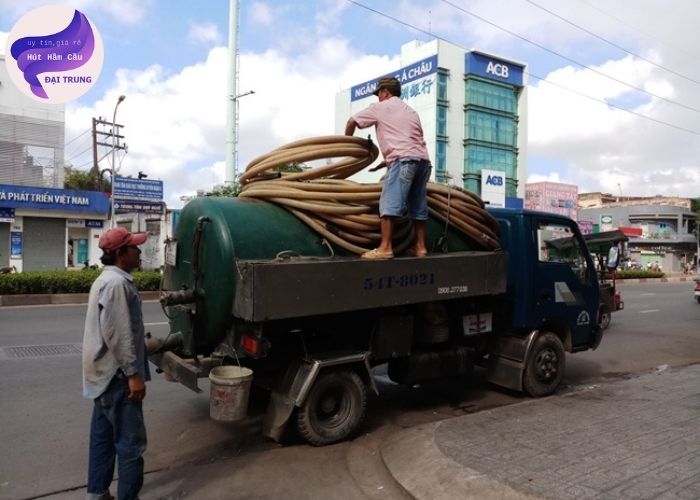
[345,76,433,260]
[82,227,150,500]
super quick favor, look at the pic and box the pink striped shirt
[352,96,430,164]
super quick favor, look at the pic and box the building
[524,181,578,221]
[578,193,698,272]
[334,39,527,207]
[1,54,110,271]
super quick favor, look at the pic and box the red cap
[98,227,148,252]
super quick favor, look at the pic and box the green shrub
[0,269,162,295]
[616,270,665,279]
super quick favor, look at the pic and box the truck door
[533,219,598,348]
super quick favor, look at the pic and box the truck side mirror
[606,246,620,270]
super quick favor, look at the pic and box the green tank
[163,196,477,354]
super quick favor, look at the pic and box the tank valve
[160,289,196,306]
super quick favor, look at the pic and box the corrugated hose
[239,135,501,254]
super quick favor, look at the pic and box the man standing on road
[345,76,432,260]
[82,227,150,500]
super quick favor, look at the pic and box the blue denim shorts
[379,158,432,220]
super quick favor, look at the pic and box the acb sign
[485,174,504,186]
[486,62,509,79]
[481,169,506,208]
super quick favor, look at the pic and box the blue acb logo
[485,174,504,186]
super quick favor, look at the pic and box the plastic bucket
[208,365,253,422]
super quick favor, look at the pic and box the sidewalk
[381,363,700,500]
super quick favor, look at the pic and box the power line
[576,0,700,65]
[524,0,700,85]
[528,72,700,136]
[437,0,700,114]
[65,144,94,164]
[64,128,91,147]
[65,134,93,159]
[344,0,700,136]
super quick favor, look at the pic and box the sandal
[405,247,428,257]
[361,248,394,260]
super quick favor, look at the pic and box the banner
[0,184,109,214]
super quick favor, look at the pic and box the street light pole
[111,95,126,228]
[232,89,254,181]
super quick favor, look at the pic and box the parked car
[694,279,700,304]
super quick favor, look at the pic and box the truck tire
[523,332,565,397]
[296,370,367,446]
[599,305,611,330]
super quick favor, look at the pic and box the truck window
[537,223,589,283]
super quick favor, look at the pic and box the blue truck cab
[484,208,602,398]
[493,208,601,349]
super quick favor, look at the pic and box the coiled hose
[239,135,501,254]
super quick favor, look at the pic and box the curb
[0,291,160,307]
[616,275,698,285]
[380,421,539,500]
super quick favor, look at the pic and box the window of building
[437,72,449,102]
[465,110,516,147]
[463,144,517,179]
[437,105,448,138]
[465,78,517,114]
[435,140,447,181]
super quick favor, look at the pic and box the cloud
[187,22,222,45]
[65,37,399,208]
[527,51,700,197]
[249,2,274,26]
[0,0,153,25]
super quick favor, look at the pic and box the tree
[204,162,308,198]
[206,183,242,198]
[64,165,108,192]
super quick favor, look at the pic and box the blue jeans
[87,375,147,500]
[379,158,432,219]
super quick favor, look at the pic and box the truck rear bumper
[149,350,220,393]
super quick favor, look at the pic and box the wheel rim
[534,348,559,383]
[312,387,350,430]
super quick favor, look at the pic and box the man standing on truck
[345,76,432,260]
[82,227,150,500]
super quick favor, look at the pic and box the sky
[1,0,699,208]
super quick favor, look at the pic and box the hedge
[0,269,162,295]
[616,270,665,279]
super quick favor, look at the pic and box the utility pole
[225,0,239,185]
[92,116,126,191]
[92,117,98,177]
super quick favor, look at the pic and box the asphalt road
[0,281,698,500]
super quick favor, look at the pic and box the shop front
[0,184,109,272]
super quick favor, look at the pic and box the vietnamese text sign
[0,207,15,222]
[351,55,438,102]
[114,200,164,214]
[113,177,163,201]
[10,231,22,258]
[0,184,109,213]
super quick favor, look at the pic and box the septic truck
[151,196,606,445]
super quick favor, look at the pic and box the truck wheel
[523,332,565,397]
[599,306,611,330]
[296,370,367,446]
